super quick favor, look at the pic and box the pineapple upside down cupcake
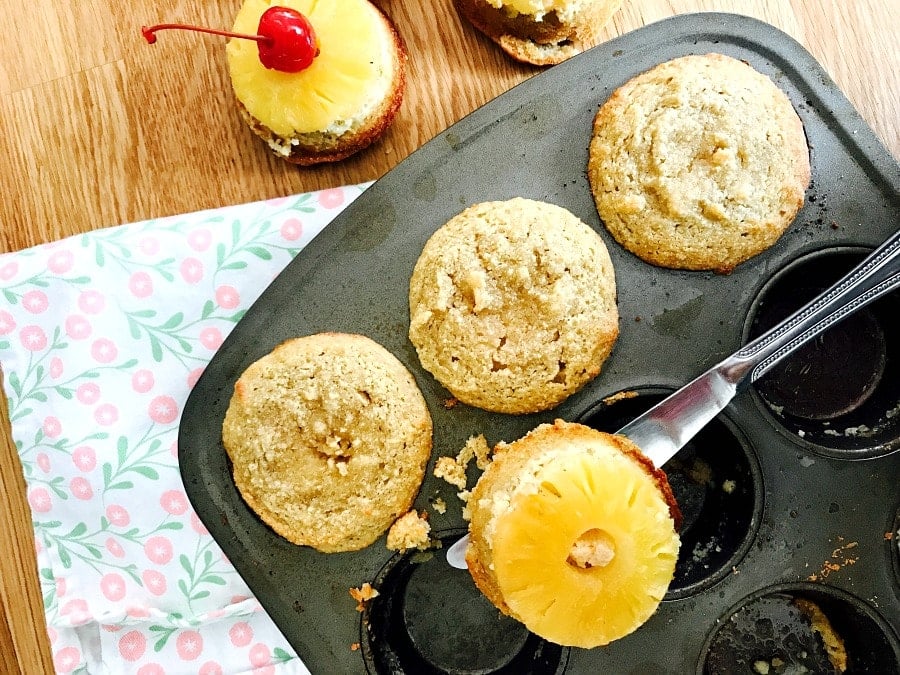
[465,420,682,648]
[227,0,407,164]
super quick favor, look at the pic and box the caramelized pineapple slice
[227,0,393,136]
[491,445,680,648]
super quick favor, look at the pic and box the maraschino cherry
[142,6,318,73]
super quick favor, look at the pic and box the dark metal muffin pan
[179,12,900,674]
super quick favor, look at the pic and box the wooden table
[1,0,897,670]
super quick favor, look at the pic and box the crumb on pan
[431,496,447,514]
[434,434,493,490]
[386,510,431,551]
[349,582,380,612]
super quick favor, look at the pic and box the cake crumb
[434,434,493,489]
[443,397,459,409]
[350,642,360,651]
[722,479,736,494]
[349,583,379,612]
[602,390,639,406]
[434,456,467,489]
[431,496,447,514]
[386,510,431,551]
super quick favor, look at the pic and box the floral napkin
[0,184,369,674]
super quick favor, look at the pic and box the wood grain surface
[1,0,898,671]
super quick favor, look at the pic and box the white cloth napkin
[0,184,369,674]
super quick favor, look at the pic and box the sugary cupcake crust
[408,198,619,414]
[587,53,811,273]
[221,333,432,552]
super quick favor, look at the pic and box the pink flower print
[318,187,345,209]
[78,290,106,314]
[187,367,205,389]
[106,504,131,527]
[22,290,49,314]
[128,271,154,298]
[102,624,122,632]
[60,598,91,624]
[280,218,303,241]
[105,537,125,558]
[0,310,16,335]
[180,257,204,283]
[36,453,51,473]
[229,622,254,647]
[176,630,205,661]
[50,357,64,379]
[28,487,52,513]
[266,196,290,207]
[53,646,82,673]
[100,572,127,601]
[0,260,18,280]
[137,664,166,675]
[55,577,67,597]
[47,250,74,274]
[47,626,58,644]
[199,661,224,675]
[69,476,93,500]
[118,630,147,662]
[160,489,188,515]
[187,228,212,251]
[216,285,240,309]
[73,446,97,472]
[132,369,155,393]
[190,512,209,535]
[43,416,62,438]
[94,403,119,426]
[249,643,272,668]
[170,439,179,458]
[200,326,223,350]
[230,595,252,604]
[144,536,173,564]
[76,383,100,405]
[65,314,92,340]
[149,395,179,424]
[91,338,118,363]
[126,604,151,618]
[141,569,167,596]
[20,325,47,351]
[139,236,161,256]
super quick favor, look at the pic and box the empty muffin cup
[578,388,763,599]
[698,582,900,674]
[361,530,568,675]
[744,247,900,459]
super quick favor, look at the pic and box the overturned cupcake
[227,0,407,164]
[454,0,624,65]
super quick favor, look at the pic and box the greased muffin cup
[179,14,900,674]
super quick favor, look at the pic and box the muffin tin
[178,12,900,674]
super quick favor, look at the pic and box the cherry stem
[141,23,273,46]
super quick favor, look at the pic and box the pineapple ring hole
[566,528,616,569]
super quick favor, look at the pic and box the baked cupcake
[465,420,681,648]
[587,53,811,273]
[408,198,619,414]
[454,0,624,65]
[221,333,432,553]
[226,0,406,164]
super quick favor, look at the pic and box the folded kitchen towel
[0,184,369,674]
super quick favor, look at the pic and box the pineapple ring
[490,444,680,648]
[228,0,394,136]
